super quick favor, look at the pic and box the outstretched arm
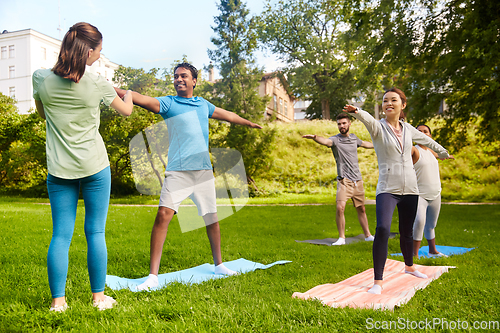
[110,90,133,116]
[360,140,374,149]
[211,107,262,128]
[343,105,381,138]
[439,154,454,160]
[427,148,454,160]
[114,87,160,114]
[302,134,333,147]
[409,126,452,160]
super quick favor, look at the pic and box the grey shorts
[159,170,217,216]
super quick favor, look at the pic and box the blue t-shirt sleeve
[156,96,173,116]
[205,99,216,118]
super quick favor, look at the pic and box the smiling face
[337,117,351,135]
[417,125,432,138]
[382,91,406,121]
[174,67,197,98]
[86,40,102,66]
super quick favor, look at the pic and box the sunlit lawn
[0,198,499,332]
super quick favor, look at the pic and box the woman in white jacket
[343,88,452,294]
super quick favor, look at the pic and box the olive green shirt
[33,69,116,179]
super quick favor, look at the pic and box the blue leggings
[373,193,418,280]
[46,167,111,298]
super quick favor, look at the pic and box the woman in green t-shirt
[33,22,133,312]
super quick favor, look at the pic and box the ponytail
[53,22,102,83]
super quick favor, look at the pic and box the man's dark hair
[174,62,198,80]
[336,113,351,121]
[416,124,432,135]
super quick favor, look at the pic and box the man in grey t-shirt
[303,113,374,245]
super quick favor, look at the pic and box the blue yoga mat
[106,258,291,292]
[391,245,474,258]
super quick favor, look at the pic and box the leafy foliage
[205,0,276,184]
[258,0,363,119]
[406,0,500,151]
[0,93,46,195]
[350,0,500,153]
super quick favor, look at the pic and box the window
[284,100,288,116]
[273,95,277,111]
[9,66,15,78]
[279,98,283,114]
[1,46,6,59]
[9,87,15,98]
[41,47,46,60]
[9,45,15,58]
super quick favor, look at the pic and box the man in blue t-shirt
[115,63,261,290]
[303,113,374,245]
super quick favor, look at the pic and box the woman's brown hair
[52,22,102,83]
[384,88,407,120]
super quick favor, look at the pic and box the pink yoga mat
[292,259,454,310]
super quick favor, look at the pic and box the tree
[206,0,275,186]
[0,93,46,195]
[351,0,500,151]
[258,0,363,120]
[407,0,499,149]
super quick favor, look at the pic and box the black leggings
[373,193,419,280]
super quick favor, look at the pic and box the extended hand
[114,87,126,98]
[343,104,358,113]
[249,122,263,129]
[302,134,316,139]
[439,155,455,160]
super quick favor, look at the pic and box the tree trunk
[247,175,259,191]
[321,99,331,120]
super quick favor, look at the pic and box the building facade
[259,73,294,122]
[0,29,119,114]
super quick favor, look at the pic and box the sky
[0,0,283,78]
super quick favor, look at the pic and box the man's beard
[339,127,349,134]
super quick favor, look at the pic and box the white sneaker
[136,274,159,291]
[49,303,68,313]
[93,295,117,311]
[214,263,238,276]
[331,238,345,246]
[405,270,428,279]
[367,284,382,294]
[365,235,375,241]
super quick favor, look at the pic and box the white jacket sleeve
[350,109,381,139]
[408,125,449,159]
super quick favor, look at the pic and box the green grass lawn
[1,200,499,332]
